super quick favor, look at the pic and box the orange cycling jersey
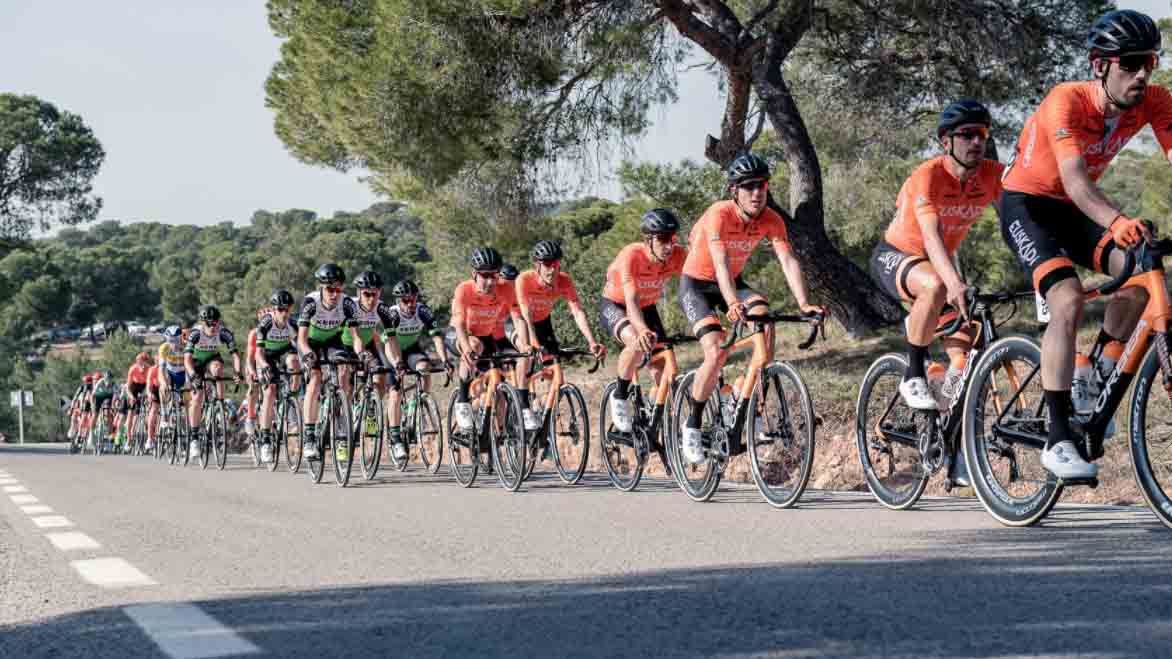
[884,156,1005,257]
[1004,81,1172,201]
[603,242,688,307]
[452,279,518,338]
[515,270,579,323]
[682,200,790,282]
[126,363,149,386]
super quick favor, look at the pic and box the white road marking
[3,485,28,493]
[46,531,101,551]
[70,558,157,588]
[0,478,17,485]
[31,515,73,528]
[9,494,38,504]
[123,603,260,658]
[20,505,53,514]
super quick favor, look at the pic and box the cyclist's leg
[301,343,326,439]
[871,241,937,383]
[679,274,730,407]
[208,357,225,401]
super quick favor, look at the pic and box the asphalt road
[1,442,1170,658]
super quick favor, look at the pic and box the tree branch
[657,0,736,63]
[741,0,779,41]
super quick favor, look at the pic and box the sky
[1,1,1169,227]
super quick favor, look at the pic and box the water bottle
[939,357,966,404]
[1071,352,1094,419]
[719,384,736,427]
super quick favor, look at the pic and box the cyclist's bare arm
[431,334,448,364]
[510,308,532,349]
[1059,155,1133,228]
[708,241,739,308]
[297,326,311,356]
[621,279,652,335]
[916,213,965,292]
[567,299,600,347]
[517,300,540,349]
[773,240,813,310]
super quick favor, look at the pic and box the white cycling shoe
[681,427,705,464]
[391,442,408,461]
[522,409,541,432]
[454,402,475,431]
[189,439,201,457]
[1041,440,1098,480]
[260,443,274,464]
[899,377,938,411]
[610,395,634,433]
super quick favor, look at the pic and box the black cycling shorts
[678,274,766,332]
[402,343,434,371]
[870,240,927,302]
[192,353,224,378]
[305,337,352,369]
[148,386,160,404]
[999,191,1117,297]
[598,298,667,344]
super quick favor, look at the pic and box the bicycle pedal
[1060,476,1099,489]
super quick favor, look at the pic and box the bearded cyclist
[601,208,688,433]
[677,153,824,464]
[871,100,1004,413]
[999,9,1172,480]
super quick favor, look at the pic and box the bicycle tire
[1127,342,1172,529]
[600,381,643,492]
[282,396,303,474]
[212,401,229,471]
[358,389,384,480]
[748,361,816,508]
[332,390,354,487]
[550,385,590,485]
[962,335,1061,526]
[667,371,722,502]
[416,393,443,474]
[446,392,478,486]
[855,354,929,510]
[490,383,527,492]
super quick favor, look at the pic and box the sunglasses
[738,179,768,192]
[399,295,418,304]
[474,270,499,279]
[537,260,561,269]
[950,126,989,141]
[360,290,379,298]
[1110,53,1158,73]
[324,286,344,294]
[275,306,291,313]
[649,233,676,244]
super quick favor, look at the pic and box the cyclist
[601,208,689,432]
[242,324,261,446]
[450,247,532,432]
[67,374,92,443]
[384,278,447,460]
[677,153,823,464]
[344,270,406,460]
[124,352,152,449]
[184,305,242,458]
[254,290,299,464]
[999,9,1172,480]
[515,239,606,431]
[88,370,117,448]
[870,100,1004,411]
[144,360,160,451]
[297,263,366,460]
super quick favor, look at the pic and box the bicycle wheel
[307,396,327,484]
[747,361,816,508]
[279,398,300,473]
[667,371,722,502]
[855,354,929,510]
[92,414,105,456]
[446,393,478,486]
[331,390,355,486]
[211,401,229,471]
[490,384,527,492]
[1128,343,1172,529]
[549,385,590,485]
[963,335,1060,526]
[250,425,262,468]
[416,393,443,474]
[358,389,384,480]
[600,382,643,492]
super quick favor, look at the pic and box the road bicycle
[303,357,355,486]
[348,361,399,482]
[600,335,697,491]
[963,236,1172,528]
[667,310,822,507]
[89,399,114,456]
[446,350,530,491]
[391,364,450,474]
[159,386,191,466]
[855,289,1035,510]
[520,347,601,485]
[193,376,235,471]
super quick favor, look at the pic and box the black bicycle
[446,350,529,491]
[855,289,1035,510]
[393,364,451,474]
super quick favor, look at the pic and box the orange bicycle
[446,350,530,491]
[963,234,1172,527]
[521,347,601,485]
[668,310,823,506]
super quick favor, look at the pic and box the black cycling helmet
[469,246,503,272]
[726,153,771,185]
[392,279,420,298]
[198,304,221,322]
[531,239,563,262]
[1087,10,1161,57]
[937,99,992,138]
[269,289,294,307]
[353,270,383,289]
[500,264,519,281]
[314,263,346,285]
[641,208,681,235]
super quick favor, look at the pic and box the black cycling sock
[615,378,631,400]
[687,398,705,429]
[389,426,402,443]
[304,423,316,442]
[905,342,929,380]
[1044,389,1072,450]
[518,389,531,407]
[261,429,273,445]
[457,380,471,403]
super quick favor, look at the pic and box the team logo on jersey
[1054,128,1071,140]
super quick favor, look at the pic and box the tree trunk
[752,56,903,335]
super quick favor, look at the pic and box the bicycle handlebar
[719,310,825,351]
[538,347,603,374]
